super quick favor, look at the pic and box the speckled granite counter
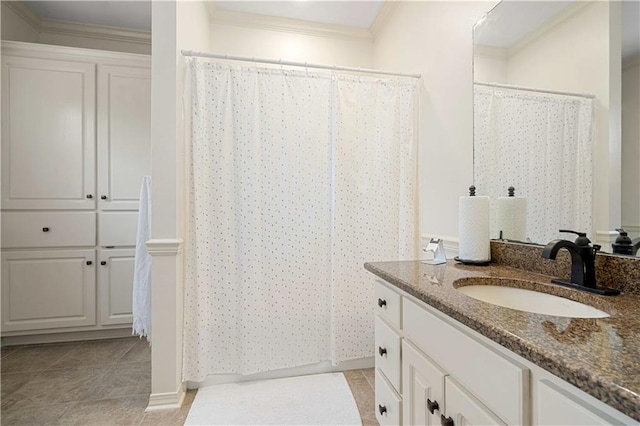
[364,260,640,422]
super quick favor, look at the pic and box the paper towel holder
[422,238,447,265]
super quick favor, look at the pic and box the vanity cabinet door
[536,380,621,425]
[402,340,446,426]
[444,376,506,426]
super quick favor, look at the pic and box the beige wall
[209,23,373,68]
[622,58,640,236]
[373,1,497,250]
[1,2,39,42]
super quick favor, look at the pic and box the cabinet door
[1,250,96,332]
[97,64,151,210]
[537,379,621,425]
[444,376,506,426]
[402,340,447,426]
[98,249,135,325]
[1,55,96,210]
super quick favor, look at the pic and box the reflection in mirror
[473,1,639,257]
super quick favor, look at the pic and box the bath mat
[184,372,362,425]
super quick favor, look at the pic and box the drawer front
[1,212,96,248]
[98,212,138,247]
[403,298,529,425]
[375,280,401,329]
[375,315,402,392]
[375,368,402,426]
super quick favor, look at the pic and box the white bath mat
[184,372,362,425]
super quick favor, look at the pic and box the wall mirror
[473,0,639,257]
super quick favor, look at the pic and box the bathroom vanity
[367,256,640,425]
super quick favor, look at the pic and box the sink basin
[455,278,610,318]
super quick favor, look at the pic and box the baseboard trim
[188,357,374,388]
[146,382,187,412]
[1,327,133,346]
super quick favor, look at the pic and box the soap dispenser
[612,228,634,255]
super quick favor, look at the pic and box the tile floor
[1,337,377,425]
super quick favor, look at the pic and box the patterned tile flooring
[1,337,377,425]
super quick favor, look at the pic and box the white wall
[38,31,150,55]
[373,1,497,250]
[622,58,640,236]
[505,2,619,244]
[147,0,211,411]
[209,23,373,67]
[474,45,507,83]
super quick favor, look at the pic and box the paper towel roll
[458,195,491,261]
[496,196,527,241]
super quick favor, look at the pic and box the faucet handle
[559,229,591,246]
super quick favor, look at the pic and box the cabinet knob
[86,194,93,199]
[440,414,454,426]
[86,261,93,265]
[42,227,50,232]
[101,195,107,200]
[100,261,107,266]
[378,405,387,416]
[427,399,439,414]
[378,346,387,357]
[377,298,387,308]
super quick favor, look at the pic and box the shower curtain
[474,85,594,244]
[183,60,418,381]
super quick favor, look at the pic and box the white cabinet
[97,64,151,210]
[536,379,622,425]
[444,376,506,426]
[402,340,445,426]
[1,55,96,210]
[1,250,96,332]
[374,278,637,426]
[98,249,135,325]
[1,42,150,340]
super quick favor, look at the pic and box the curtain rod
[181,50,421,79]
[474,81,595,99]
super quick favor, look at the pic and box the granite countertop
[364,260,640,422]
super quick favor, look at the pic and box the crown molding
[208,6,372,41]
[39,18,151,45]
[370,2,396,38]
[2,0,41,31]
[2,40,151,63]
[3,1,151,46]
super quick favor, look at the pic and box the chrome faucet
[541,230,620,296]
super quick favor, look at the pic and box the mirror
[473,0,640,257]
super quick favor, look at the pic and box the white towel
[132,176,152,343]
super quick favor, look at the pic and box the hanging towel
[132,176,152,343]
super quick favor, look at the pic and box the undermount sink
[454,278,610,318]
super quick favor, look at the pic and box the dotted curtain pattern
[183,59,418,381]
[474,85,594,244]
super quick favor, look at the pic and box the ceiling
[24,1,385,32]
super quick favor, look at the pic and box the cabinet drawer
[375,280,401,329]
[403,298,529,425]
[98,212,138,247]
[375,315,402,392]
[1,212,96,248]
[375,369,402,426]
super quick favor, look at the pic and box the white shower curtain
[183,60,418,381]
[474,85,594,244]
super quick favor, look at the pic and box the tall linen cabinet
[1,41,151,342]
